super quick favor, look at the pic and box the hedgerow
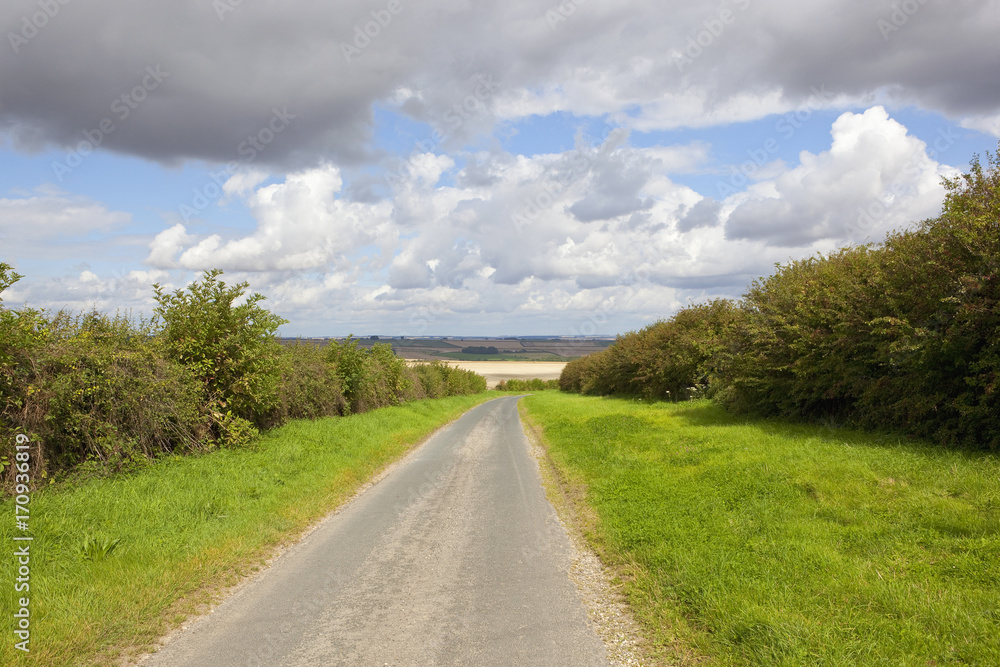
[561,144,1000,450]
[0,269,485,490]
[407,361,488,397]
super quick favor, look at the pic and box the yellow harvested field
[434,360,567,389]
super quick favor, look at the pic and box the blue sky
[2,0,999,336]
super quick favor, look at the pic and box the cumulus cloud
[134,105,971,333]
[723,106,959,246]
[677,197,721,233]
[148,164,396,271]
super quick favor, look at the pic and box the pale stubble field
[426,360,567,388]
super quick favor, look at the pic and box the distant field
[521,393,1000,666]
[280,337,612,361]
[429,360,567,389]
[361,337,610,361]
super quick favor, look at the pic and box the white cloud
[0,192,130,244]
[723,106,959,246]
[148,164,396,271]
[4,107,987,336]
[960,114,1000,139]
[1,268,170,314]
[0,191,132,264]
[138,109,967,333]
[223,169,270,198]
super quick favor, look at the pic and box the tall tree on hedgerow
[153,270,287,440]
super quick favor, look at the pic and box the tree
[153,270,287,439]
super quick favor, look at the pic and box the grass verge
[1,393,497,666]
[520,392,1000,666]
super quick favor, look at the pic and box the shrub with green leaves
[559,299,741,401]
[407,361,487,397]
[719,246,883,418]
[40,311,206,467]
[326,337,410,413]
[1,264,488,489]
[1,264,47,437]
[1,264,49,482]
[2,306,206,487]
[272,341,347,423]
[853,148,1000,446]
[153,270,287,439]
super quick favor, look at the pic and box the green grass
[520,392,1000,666]
[0,393,496,666]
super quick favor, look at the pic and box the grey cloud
[455,151,511,189]
[3,0,998,172]
[651,272,755,291]
[1,0,425,167]
[387,257,433,289]
[677,197,721,232]
[724,197,837,247]
[342,172,389,203]
[567,146,655,223]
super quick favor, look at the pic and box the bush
[559,299,741,401]
[2,310,206,485]
[718,247,883,419]
[567,144,1000,450]
[408,361,487,397]
[326,337,412,413]
[1,266,488,490]
[153,270,287,438]
[271,342,347,423]
[851,148,1000,446]
[1,265,47,441]
[557,143,1000,449]
[719,146,1000,449]
[558,353,598,393]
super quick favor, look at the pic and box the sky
[1,0,999,337]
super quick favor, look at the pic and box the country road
[141,397,611,666]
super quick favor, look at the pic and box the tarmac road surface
[142,396,610,666]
